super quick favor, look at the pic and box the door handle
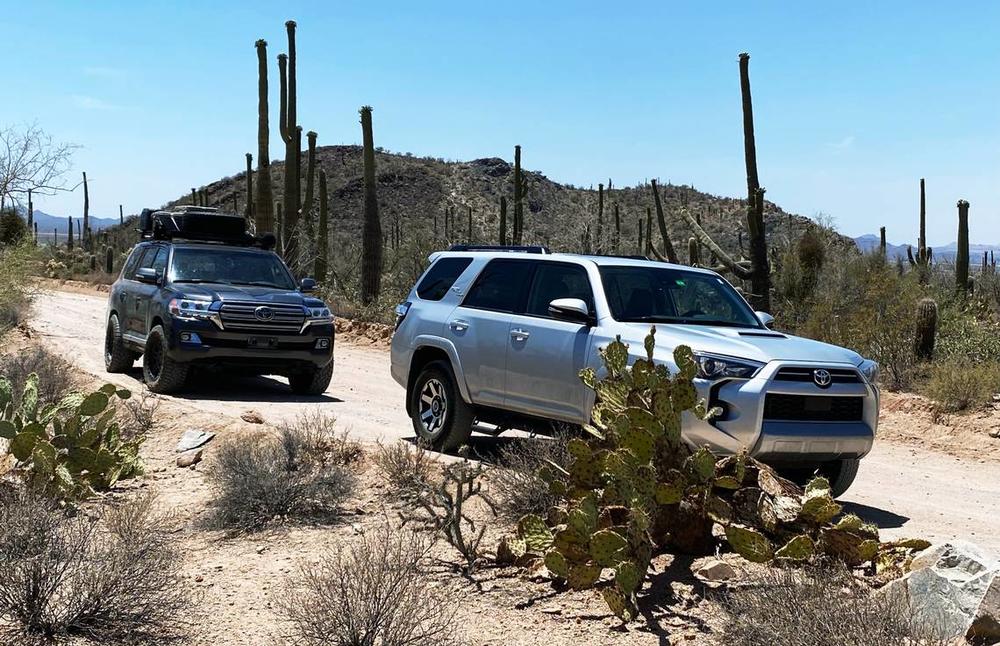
[449,319,469,332]
[510,328,530,341]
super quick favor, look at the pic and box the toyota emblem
[254,306,275,321]
[812,368,832,388]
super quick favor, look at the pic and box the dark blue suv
[104,207,334,395]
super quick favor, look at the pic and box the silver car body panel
[390,252,878,464]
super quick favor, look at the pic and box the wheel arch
[405,338,471,416]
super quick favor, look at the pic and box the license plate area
[247,336,278,349]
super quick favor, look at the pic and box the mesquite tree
[956,200,970,293]
[359,106,382,305]
[254,39,274,234]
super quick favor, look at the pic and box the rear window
[416,257,473,301]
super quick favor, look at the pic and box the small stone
[694,558,738,583]
[176,449,203,468]
[989,429,1000,439]
[241,410,265,424]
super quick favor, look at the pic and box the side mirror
[549,298,592,324]
[756,311,775,328]
[299,277,317,293]
[135,268,159,285]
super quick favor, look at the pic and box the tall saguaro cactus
[907,178,932,283]
[512,145,526,245]
[314,169,329,283]
[649,180,679,263]
[879,226,887,257]
[613,203,621,253]
[499,196,508,245]
[956,200,970,293]
[360,106,382,306]
[278,20,300,265]
[245,153,254,222]
[27,189,33,229]
[254,39,274,234]
[595,183,604,254]
[82,171,90,250]
[67,216,74,250]
[302,130,318,243]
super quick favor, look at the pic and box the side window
[462,260,535,313]
[150,247,168,276]
[121,246,145,280]
[417,257,473,301]
[525,263,594,317]
[137,246,158,271]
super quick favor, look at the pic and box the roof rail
[447,244,551,254]
[565,252,651,261]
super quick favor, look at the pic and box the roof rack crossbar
[447,244,551,254]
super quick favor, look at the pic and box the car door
[132,245,166,339]
[504,261,597,423]
[448,259,535,408]
[120,244,152,337]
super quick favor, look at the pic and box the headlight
[305,306,333,323]
[692,353,763,381]
[168,297,213,319]
[859,359,879,385]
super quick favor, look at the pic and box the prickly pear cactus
[0,375,143,500]
[504,328,925,621]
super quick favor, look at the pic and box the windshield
[168,247,296,290]
[599,265,761,327]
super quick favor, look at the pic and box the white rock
[883,541,1000,643]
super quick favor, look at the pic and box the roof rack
[137,207,276,250]
[447,244,551,254]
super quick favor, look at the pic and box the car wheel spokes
[418,378,447,436]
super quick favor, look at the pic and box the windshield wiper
[622,315,757,328]
[674,319,757,328]
[173,278,231,285]
[227,280,287,289]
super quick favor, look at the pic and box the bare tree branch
[0,122,80,209]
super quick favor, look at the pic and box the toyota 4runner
[390,246,880,496]
[104,206,334,395]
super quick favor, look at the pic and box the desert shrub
[277,411,363,467]
[0,240,34,331]
[0,491,190,644]
[280,523,458,646]
[0,209,28,246]
[490,431,571,520]
[718,565,948,646]
[205,425,358,533]
[373,440,434,495]
[0,346,76,408]
[798,254,922,389]
[935,303,1000,363]
[118,387,160,441]
[922,358,1000,413]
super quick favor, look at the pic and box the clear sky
[5,1,999,245]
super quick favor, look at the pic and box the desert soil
[14,286,1000,644]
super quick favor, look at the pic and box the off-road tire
[408,361,474,452]
[288,361,334,395]
[142,325,189,394]
[826,458,861,498]
[104,314,136,373]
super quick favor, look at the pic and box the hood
[616,322,864,366]
[169,283,311,306]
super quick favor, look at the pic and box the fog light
[315,338,331,349]
[180,332,202,344]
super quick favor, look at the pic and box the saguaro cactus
[82,171,90,250]
[879,226,887,257]
[67,216,74,250]
[688,237,700,266]
[956,200,970,293]
[314,169,329,283]
[119,204,123,226]
[254,39,274,234]
[649,180,679,263]
[27,189,33,229]
[499,196,508,245]
[907,178,932,283]
[512,145,526,245]
[914,297,938,360]
[359,106,382,305]
[467,206,473,242]
[595,183,604,254]
[105,246,114,274]
[245,153,254,222]
[278,20,300,264]
[301,130,318,244]
[644,207,652,256]
[614,203,621,253]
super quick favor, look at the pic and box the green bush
[0,241,34,331]
[921,358,1000,413]
[935,304,1000,364]
[0,210,28,246]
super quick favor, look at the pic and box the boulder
[883,541,1000,643]
[176,449,203,468]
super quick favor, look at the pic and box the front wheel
[408,361,474,452]
[288,362,334,396]
[142,325,189,394]
[825,458,861,498]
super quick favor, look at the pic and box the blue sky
[5,1,999,244]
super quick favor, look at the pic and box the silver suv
[390,246,879,496]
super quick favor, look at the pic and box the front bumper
[165,318,334,371]
[683,360,878,464]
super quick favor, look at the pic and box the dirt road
[29,289,1000,552]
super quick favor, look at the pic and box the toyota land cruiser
[104,206,334,395]
[390,246,880,496]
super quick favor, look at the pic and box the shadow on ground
[841,500,910,530]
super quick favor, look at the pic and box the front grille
[763,394,864,422]
[219,302,305,334]
[774,367,861,385]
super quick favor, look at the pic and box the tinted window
[526,263,594,317]
[121,246,145,279]
[599,265,760,327]
[137,246,159,270]
[167,247,295,289]
[150,248,168,275]
[417,257,473,301]
[462,260,535,313]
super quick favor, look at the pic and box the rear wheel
[409,361,474,452]
[142,325,189,394]
[288,362,334,396]
[104,314,137,373]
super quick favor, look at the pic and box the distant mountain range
[854,234,1000,264]
[20,210,119,235]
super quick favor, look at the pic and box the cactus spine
[359,106,382,306]
[956,200,970,293]
[499,196,508,245]
[914,297,938,360]
[254,39,274,234]
[315,169,329,284]
[512,145,525,245]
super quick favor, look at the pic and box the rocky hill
[164,145,845,259]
